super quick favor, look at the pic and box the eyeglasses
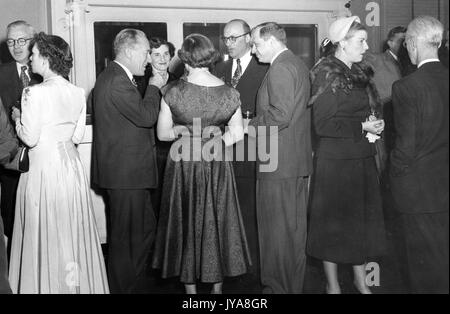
[6,38,32,47]
[221,32,249,44]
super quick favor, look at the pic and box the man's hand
[243,118,250,134]
[149,72,168,89]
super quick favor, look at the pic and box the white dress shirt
[114,60,134,83]
[231,49,253,76]
[418,58,440,68]
[16,62,30,81]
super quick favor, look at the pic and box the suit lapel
[224,60,233,85]
[9,62,21,103]
[237,56,256,84]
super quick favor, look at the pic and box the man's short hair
[252,22,287,45]
[6,20,35,36]
[387,26,407,41]
[226,19,251,34]
[113,29,147,57]
[407,16,444,48]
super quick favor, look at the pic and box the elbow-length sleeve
[16,87,42,148]
[72,89,87,145]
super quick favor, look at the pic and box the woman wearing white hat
[307,16,387,294]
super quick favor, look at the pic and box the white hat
[328,16,361,44]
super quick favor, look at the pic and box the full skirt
[8,141,109,294]
[152,147,251,283]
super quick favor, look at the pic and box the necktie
[231,59,242,88]
[20,66,30,90]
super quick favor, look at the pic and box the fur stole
[309,56,382,114]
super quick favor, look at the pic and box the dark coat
[309,56,380,160]
[92,61,160,189]
[249,50,312,179]
[390,61,449,214]
[214,56,269,115]
[0,97,18,295]
[0,61,42,119]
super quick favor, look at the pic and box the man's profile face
[251,29,272,64]
[7,25,33,64]
[129,37,151,76]
[388,32,406,56]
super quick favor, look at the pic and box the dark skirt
[152,146,251,283]
[307,156,386,264]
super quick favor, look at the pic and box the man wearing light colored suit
[214,19,268,290]
[247,22,312,293]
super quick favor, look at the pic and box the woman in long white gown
[8,32,109,294]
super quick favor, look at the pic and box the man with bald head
[92,28,164,293]
[214,19,268,290]
[0,20,41,251]
[390,16,449,293]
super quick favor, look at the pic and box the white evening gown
[8,76,109,294]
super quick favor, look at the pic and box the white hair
[6,20,35,36]
[113,28,147,57]
[407,16,444,48]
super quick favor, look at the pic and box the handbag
[4,146,29,173]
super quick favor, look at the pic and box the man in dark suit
[390,16,449,294]
[214,19,268,290]
[0,20,41,248]
[247,22,312,293]
[92,29,164,293]
[365,27,407,169]
[0,98,19,294]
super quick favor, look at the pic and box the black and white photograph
[0,0,448,300]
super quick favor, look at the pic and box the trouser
[106,189,156,294]
[0,169,20,239]
[400,212,449,294]
[0,212,11,294]
[256,177,309,294]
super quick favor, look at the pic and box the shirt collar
[271,48,288,64]
[418,58,440,68]
[388,50,399,62]
[232,49,252,73]
[114,60,134,83]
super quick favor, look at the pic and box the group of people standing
[0,14,448,295]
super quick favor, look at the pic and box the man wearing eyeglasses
[0,20,42,260]
[214,19,268,291]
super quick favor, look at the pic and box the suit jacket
[0,98,18,164]
[249,50,312,180]
[215,56,269,114]
[92,61,160,189]
[365,50,402,104]
[0,61,42,117]
[390,62,449,214]
[214,56,269,178]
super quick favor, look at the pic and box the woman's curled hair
[178,33,220,68]
[31,32,73,78]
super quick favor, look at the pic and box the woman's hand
[11,106,21,123]
[362,119,385,135]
